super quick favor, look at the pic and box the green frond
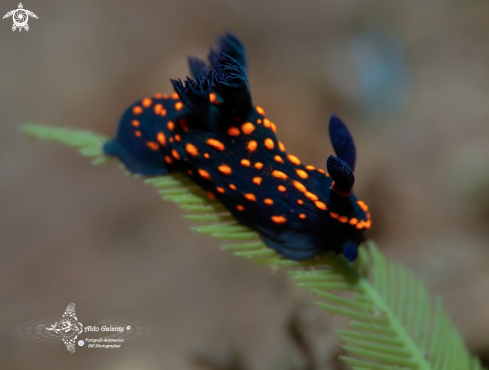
[291,245,482,370]
[24,124,485,370]
[184,214,235,223]
[22,123,110,165]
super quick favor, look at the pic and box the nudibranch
[103,33,371,262]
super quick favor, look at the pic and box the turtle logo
[3,3,37,32]
[38,304,84,353]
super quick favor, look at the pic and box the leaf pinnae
[24,124,486,370]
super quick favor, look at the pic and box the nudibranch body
[104,33,371,261]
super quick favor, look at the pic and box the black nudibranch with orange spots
[103,33,371,262]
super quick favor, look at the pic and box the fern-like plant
[23,123,485,370]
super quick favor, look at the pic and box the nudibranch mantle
[104,33,370,261]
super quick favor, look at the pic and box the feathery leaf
[24,124,485,370]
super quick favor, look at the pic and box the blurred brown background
[2,0,489,369]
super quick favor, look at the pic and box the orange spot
[349,218,358,225]
[175,134,181,142]
[171,149,180,160]
[299,214,306,219]
[236,205,245,211]
[135,131,142,137]
[241,159,251,167]
[163,94,169,99]
[209,93,217,103]
[154,93,163,99]
[164,156,173,164]
[315,201,327,210]
[168,121,175,130]
[131,120,140,127]
[217,187,225,194]
[133,106,143,115]
[229,184,237,190]
[241,122,255,135]
[271,123,277,133]
[171,93,179,99]
[263,118,271,128]
[357,200,369,212]
[264,138,274,150]
[255,162,263,169]
[188,170,193,175]
[207,191,216,200]
[160,109,167,117]
[257,119,262,124]
[339,216,348,223]
[296,169,308,179]
[264,198,274,205]
[271,215,287,224]
[253,177,262,185]
[142,98,152,108]
[330,212,339,219]
[287,155,300,165]
[318,169,326,174]
[297,199,304,205]
[256,106,265,115]
[186,143,198,156]
[272,170,287,179]
[169,138,174,143]
[157,132,166,145]
[146,141,159,151]
[244,193,256,201]
[278,142,285,152]
[154,104,162,114]
[305,192,318,201]
[247,140,257,152]
[218,164,232,175]
[198,169,211,180]
[274,155,284,163]
[207,138,225,151]
[305,165,315,170]
[180,119,188,131]
[204,153,210,159]
[228,127,240,136]
[278,185,286,192]
[175,102,184,111]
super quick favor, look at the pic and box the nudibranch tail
[103,133,171,177]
